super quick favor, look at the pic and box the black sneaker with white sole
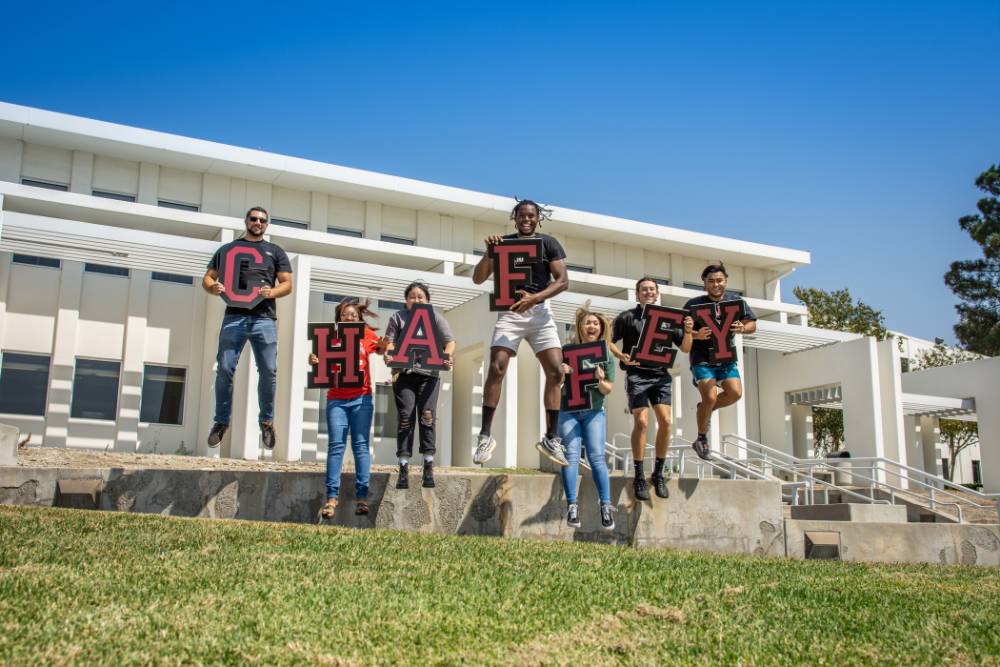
[600,503,616,530]
[207,422,228,448]
[567,503,581,528]
[396,463,409,489]
[422,461,435,488]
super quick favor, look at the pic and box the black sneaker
[260,422,276,451]
[651,473,668,499]
[422,460,436,488]
[207,422,228,448]
[567,503,581,528]
[633,474,650,501]
[600,503,616,530]
[396,463,409,489]
[692,435,711,461]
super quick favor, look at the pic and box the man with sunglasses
[202,206,293,452]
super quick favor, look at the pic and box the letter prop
[629,304,687,370]
[307,322,366,389]
[488,238,543,311]
[387,304,449,371]
[220,244,267,310]
[561,341,609,413]
[689,299,746,363]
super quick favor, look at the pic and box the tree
[945,164,1000,356]
[792,286,892,453]
[913,343,981,482]
[792,287,890,341]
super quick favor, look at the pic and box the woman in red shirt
[309,298,389,518]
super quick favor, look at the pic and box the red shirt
[326,327,381,401]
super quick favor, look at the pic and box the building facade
[0,102,991,490]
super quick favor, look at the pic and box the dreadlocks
[510,198,553,223]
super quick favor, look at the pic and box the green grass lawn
[1,507,997,666]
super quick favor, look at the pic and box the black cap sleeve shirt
[682,295,757,367]
[208,239,293,319]
[611,305,684,376]
[500,233,566,301]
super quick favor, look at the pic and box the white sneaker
[473,434,496,465]
[536,435,569,467]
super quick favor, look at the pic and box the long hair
[335,297,379,331]
[569,300,623,358]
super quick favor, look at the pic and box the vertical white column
[273,254,311,462]
[364,202,382,240]
[137,163,158,205]
[43,260,84,448]
[0,250,10,353]
[69,151,94,195]
[197,230,233,457]
[309,193,329,232]
[114,269,151,452]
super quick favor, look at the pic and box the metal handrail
[669,437,778,482]
[721,433,997,523]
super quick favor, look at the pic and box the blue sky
[2,1,997,342]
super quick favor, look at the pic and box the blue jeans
[326,394,373,499]
[213,314,278,424]
[558,409,611,504]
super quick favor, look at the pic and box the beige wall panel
[158,167,202,207]
[92,156,140,196]
[21,143,72,185]
[77,273,129,358]
[382,205,417,240]
[3,264,60,353]
[146,283,195,365]
[272,186,311,223]
[327,195,365,232]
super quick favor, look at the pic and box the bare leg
[713,378,744,409]
[482,346,513,408]
[535,347,565,411]
[630,407,649,463]
[696,380,718,434]
[651,403,672,458]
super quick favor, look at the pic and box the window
[21,178,68,191]
[12,254,60,269]
[71,359,121,420]
[652,277,670,287]
[373,385,398,438]
[381,235,414,246]
[378,299,406,312]
[158,200,199,212]
[323,293,352,304]
[565,263,593,274]
[140,365,186,425]
[270,218,308,230]
[941,458,950,481]
[472,249,485,257]
[151,272,194,285]
[972,460,982,486]
[683,282,702,291]
[85,263,130,277]
[0,353,50,416]
[327,226,363,238]
[92,190,136,202]
[682,281,742,299]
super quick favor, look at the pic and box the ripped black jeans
[392,372,440,459]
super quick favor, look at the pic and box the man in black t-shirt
[612,277,693,501]
[202,206,293,452]
[470,200,570,467]
[684,263,757,460]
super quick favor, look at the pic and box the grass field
[1,507,998,666]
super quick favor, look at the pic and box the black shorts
[625,372,672,411]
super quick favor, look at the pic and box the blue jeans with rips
[326,394,374,499]
[213,314,278,424]
[558,409,611,504]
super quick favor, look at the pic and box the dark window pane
[373,385,397,438]
[71,359,120,420]
[158,200,199,212]
[380,235,414,246]
[378,300,406,312]
[12,254,60,268]
[92,190,136,202]
[0,353,50,416]
[140,366,186,424]
[327,226,363,238]
[323,293,351,304]
[566,264,593,274]
[151,272,194,285]
[21,178,69,191]
[271,218,308,230]
[85,263,129,277]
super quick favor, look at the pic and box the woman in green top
[559,303,618,530]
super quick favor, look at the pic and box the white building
[0,102,993,490]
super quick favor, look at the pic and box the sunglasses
[247,216,269,223]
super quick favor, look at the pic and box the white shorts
[490,302,562,355]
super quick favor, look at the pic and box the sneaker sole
[568,521,582,529]
[472,438,496,465]
[422,480,436,488]
[602,521,615,531]
[693,443,712,461]
[535,441,569,467]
